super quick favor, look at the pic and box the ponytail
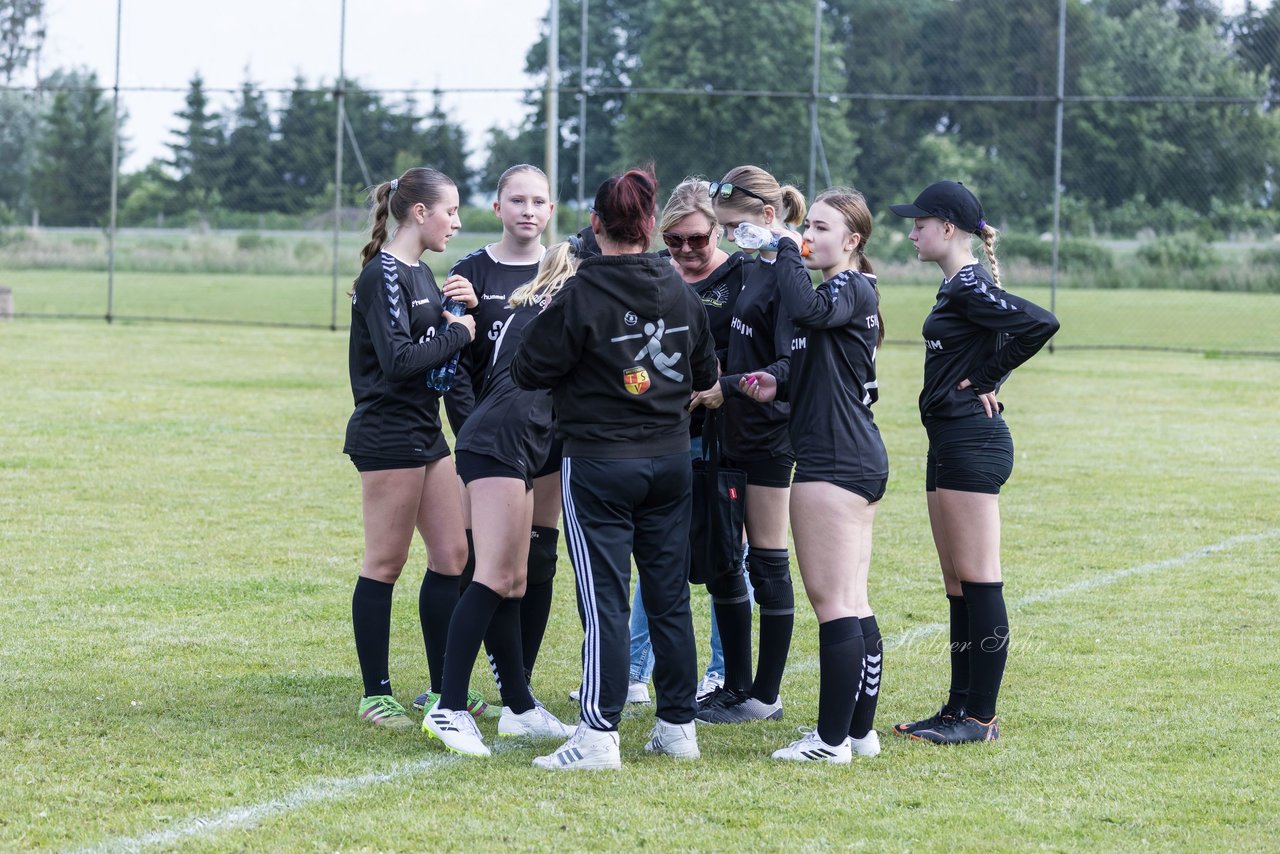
[779,185,807,229]
[977,223,1002,287]
[357,182,393,274]
[593,167,658,248]
[511,241,578,308]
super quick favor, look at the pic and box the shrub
[1136,234,1219,270]
[236,233,276,251]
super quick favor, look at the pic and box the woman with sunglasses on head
[740,187,886,762]
[413,164,560,718]
[512,168,718,770]
[692,164,802,725]
[421,241,584,756]
[889,182,1059,745]
[621,177,752,707]
[344,167,477,730]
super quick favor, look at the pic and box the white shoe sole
[531,753,621,770]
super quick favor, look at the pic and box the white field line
[70,529,1278,853]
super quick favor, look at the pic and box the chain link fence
[1,0,1277,355]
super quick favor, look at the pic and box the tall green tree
[167,73,227,208]
[0,0,44,84]
[274,76,332,213]
[32,68,116,226]
[222,77,276,212]
[1233,1,1280,106]
[414,92,472,200]
[0,89,37,217]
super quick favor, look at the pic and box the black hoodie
[511,253,718,459]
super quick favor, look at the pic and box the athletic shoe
[695,685,737,712]
[697,692,783,724]
[910,714,999,745]
[849,729,881,757]
[696,673,725,704]
[412,689,494,718]
[532,724,622,770]
[498,705,576,739]
[892,705,961,737]
[568,681,651,704]
[422,702,490,756]
[356,694,415,730]
[771,728,852,764]
[644,719,701,759]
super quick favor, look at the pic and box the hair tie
[389,178,398,192]
[975,218,986,232]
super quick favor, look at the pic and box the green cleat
[357,695,415,730]
[413,689,496,718]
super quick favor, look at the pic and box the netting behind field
[1,0,1278,354]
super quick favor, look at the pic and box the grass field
[1,308,1278,851]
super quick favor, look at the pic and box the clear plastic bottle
[732,223,809,255]
[425,298,466,392]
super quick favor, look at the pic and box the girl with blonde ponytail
[343,166,479,730]
[889,180,1059,746]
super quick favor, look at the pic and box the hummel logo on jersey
[411,297,432,308]
[482,293,507,301]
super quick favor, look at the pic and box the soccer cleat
[910,714,999,745]
[696,673,725,704]
[412,689,495,718]
[645,719,701,759]
[771,728,852,764]
[695,685,737,712]
[697,692,783,724]
[422,702,490,756]
[893,705,961,737]
[568,681,651,704]
[498,705,576,739]
[532,724,622,770]
[849,729,881,757]
[357,694,415,730]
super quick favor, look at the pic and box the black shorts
[924,413,1014,495]
[533,436,563,480]
[456,450,532,489]
[792,472,887,503]
[723,453,795,489]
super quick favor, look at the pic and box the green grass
[1,316,1278,850]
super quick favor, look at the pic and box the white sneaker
[422,702,490,757]
[771,727,852,764]
[499,705,576,739]
[569,681,651,704]
[532,724,622,770]
[849,729,881,757]
[645,718,700,760]
[696,673,724,704]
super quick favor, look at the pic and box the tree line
[1,0,1277,236]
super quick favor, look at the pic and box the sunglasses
[709,181,768,206]
[661,229,717,251]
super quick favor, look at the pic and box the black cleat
[909,714,999,745]
[893,705,961,737]
[696,685,743,713]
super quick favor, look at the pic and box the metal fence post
[106,0,123,325]
[331,0,347,333]
[1049,0,1067,353]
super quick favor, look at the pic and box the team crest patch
[623,366,650,395]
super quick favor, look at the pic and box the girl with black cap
[889,181,1060,744]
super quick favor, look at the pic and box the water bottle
[733,223,809,256]
[425,298,466,392]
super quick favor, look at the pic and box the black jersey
[719,257,794,460]
[511,253,718,459]
[684,250,749,439]
[344,252,471,459]
[770,241,887,481]
[443,246,543,434]
[919,264,1060,421]
[454,304,554,477]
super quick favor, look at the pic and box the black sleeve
[772,240,860,330]
[722,286,793,399]
[511,289,584,390]
[354,269,470,383]
[961,284,1061,393]
[690,300,718,394]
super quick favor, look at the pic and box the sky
[32,0,549,171]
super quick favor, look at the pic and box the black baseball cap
[890,181,987,234]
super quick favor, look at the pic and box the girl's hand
[739,371,777,403]
[443,274,478,309]
[445,311,476,342]
[958,378,997,417]
[689,383,725,412]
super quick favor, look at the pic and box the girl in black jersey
[344,167,477,729]
[695,165,804,724]
[413,164,560,713]
[889,181,1059,745]
[421,242,581,756]
[742,188,887,762]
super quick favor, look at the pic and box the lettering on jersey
[482,293,507,301]
[624,311,638,326]
[418,328,436,344]
[623,366,651,395]
[611,318,689,382]
[731,316,754,338]
[791,336,807,352]
[925,339,943,350]
[866,315,880,329]
[487,320,504,341]
[411,297,433,308]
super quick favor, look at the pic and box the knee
[747,548,793,610]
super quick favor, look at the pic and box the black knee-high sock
[946,593,970,714]
[440,581,502,711]
[850,615,882,739]
[419,569,461,693]
[486,598,536,714]
[749,547,794,704]
[712,596,753,692]
[961,581,1009,720]
[521,526,559,682]
[458,529,476,592]
[353,576,395,697]
[816,616,864,746]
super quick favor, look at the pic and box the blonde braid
[978,223,1002,287]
